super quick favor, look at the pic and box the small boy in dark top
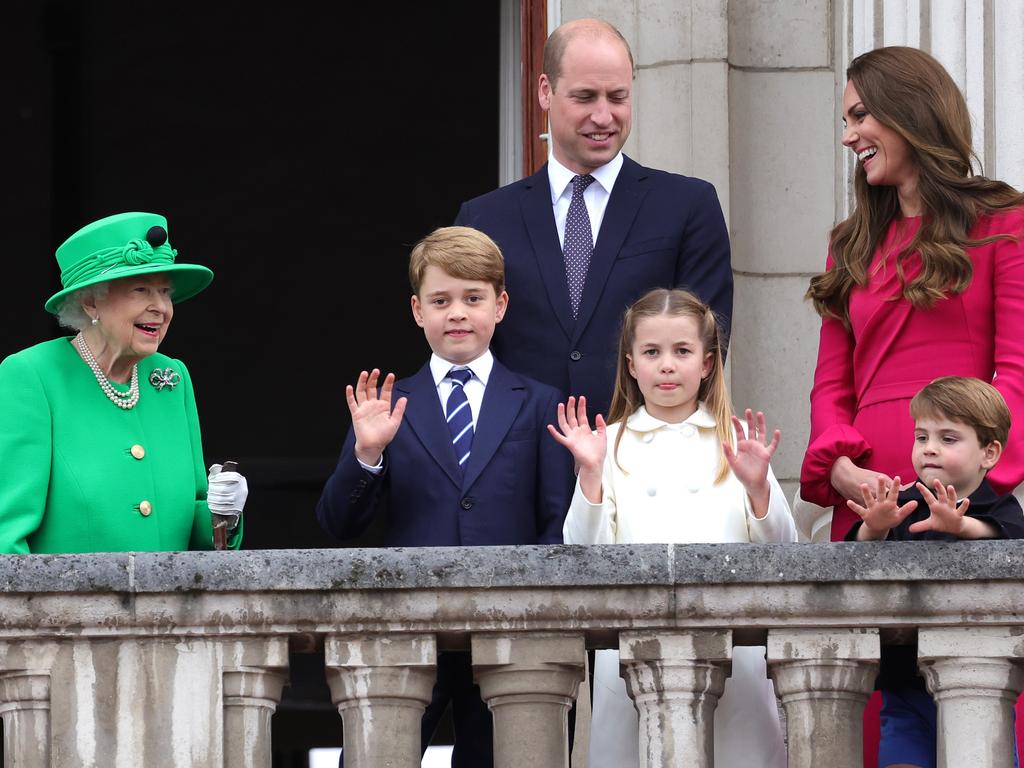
[845,376,1024,768]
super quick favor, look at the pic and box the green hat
[45,212,214,314]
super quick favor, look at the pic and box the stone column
[325,634,436,768]
[472,633,585,768]
[618,630,732,768]
[222,637,289,768]
[0,670,52,768]
[0,640,59,768]
[767,628,879,768]
[919,627,1024,768]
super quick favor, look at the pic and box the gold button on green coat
[0,339,241,553]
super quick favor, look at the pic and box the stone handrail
[0,541,1022,767]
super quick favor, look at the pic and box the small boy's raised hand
[347,369,408,467]
[847,475,918,540]
[907,480,971,536]
[547,395,606,503]
[723,409,780,519]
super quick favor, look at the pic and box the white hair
[54,283,110,332]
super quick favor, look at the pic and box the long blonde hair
[807,46,1024,324]
[607,289,733,483]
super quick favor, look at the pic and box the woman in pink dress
[801,46,1024,768]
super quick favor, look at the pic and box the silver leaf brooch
[149,368,181,391]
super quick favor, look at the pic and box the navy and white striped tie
[445,368,474,469]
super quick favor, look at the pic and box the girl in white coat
[550,288,796,768]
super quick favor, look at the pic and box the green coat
[0,337,240,553]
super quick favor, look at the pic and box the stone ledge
[0,541,1021,595]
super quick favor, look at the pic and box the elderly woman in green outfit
[0,212,247,553]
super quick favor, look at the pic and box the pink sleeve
[800,260,872,506]
[987,215,1024,494]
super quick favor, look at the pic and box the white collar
[625,403,718,433]
[547,152,624,205]
[429,350,494,387]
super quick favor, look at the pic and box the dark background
[3,2,502,762]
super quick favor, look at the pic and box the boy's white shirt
[358,350,493,473]
[563,403,797,545]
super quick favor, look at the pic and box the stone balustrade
[0,541,1022,767]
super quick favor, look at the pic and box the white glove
[207,464,248,527]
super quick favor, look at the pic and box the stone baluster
[472,633,585,768]
[618,630,732,768]
[919,627,1024,768]
[767,628,879,768]
[0,669,52,768]
[325,634,436,768]
[0,640,58,768]
[222,637,290,768]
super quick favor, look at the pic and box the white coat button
[682,424,696,438]
[130,444,145,460]
[139,500,153,516]
[647,487,657,497]
[642,432,655,443]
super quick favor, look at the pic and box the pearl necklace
[74,333,140,410]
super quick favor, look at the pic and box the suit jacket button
[569,350,582,361]
[130,444,146,460]
[139,500,153,517]
[460,498,473,510]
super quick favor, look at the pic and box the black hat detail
[146,226,168,247]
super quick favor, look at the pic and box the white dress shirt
[547,152,624,249]
[358,351,494,473]
[427,350,493,429]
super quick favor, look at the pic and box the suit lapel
[573,156,649,342]
[521,166,575,339]
[461,361,525,491]
[397,365,462,489]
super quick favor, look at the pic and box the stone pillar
[0,670,51,768]
[222,637,289,768]
[919,627,1024,768]
[325,634,436,768]
[767,628,879,768]
[618,630,732,768]
[472,633,585,768]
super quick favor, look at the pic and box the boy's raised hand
[547,396,607,503]
[907,480,970,536]
[723,409,779,518]
[347,369,408,466]
[847,475,918,540]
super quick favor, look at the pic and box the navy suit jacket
[455,155,732,418]
[316,359,573,546]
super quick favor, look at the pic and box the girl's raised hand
[723,409,780,518]
[547,395,607,474]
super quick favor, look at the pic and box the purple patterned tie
[563,174,596,318]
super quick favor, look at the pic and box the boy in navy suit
[317,226,573,767]
[845,376,1024,767]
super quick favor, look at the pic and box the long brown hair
[607,289,733,483]
[807,46,1024,323]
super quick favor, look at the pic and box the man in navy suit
[456,18,732,418]
[317,226,573,768]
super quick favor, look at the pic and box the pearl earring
[91,316,98,326]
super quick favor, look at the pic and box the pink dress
[801,207,1024,768]
[802,207,1024,539]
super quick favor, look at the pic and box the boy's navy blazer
[455,155,732,418]
[316,358,573,546]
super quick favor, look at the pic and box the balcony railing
[0,541,1022,767]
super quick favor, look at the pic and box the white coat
[563,404,796,768]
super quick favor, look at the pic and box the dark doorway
[3,1,502,761]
